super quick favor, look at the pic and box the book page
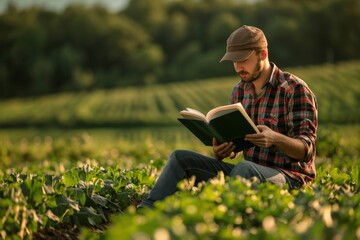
[206,103,260,133]
[208,108,237,119]
[206,103,242,121]
[179,108,207,122]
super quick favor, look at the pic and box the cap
[220,25,267,62]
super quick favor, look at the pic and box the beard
[239,59,263,82]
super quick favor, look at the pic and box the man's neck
[253,60,272,94]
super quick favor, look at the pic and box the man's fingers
[213,140,237,159]
[245,133,263,141]
[229,152,237,159]
[220,144,236,157]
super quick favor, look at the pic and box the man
[139,25,318,208]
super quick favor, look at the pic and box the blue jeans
[142,149,301,207]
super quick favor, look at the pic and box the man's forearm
[273,132,306,160]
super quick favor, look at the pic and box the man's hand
[212,138,237,160]
[244,125,276,148]
[245,125,307,160]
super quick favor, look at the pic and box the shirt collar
[243,62,278,91]
[266,62,278,88]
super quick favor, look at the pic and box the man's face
[233,51,263,82]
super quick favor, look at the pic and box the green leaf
[74,207,102,226]
[20,178,44,207]
[330,168,351,185]
[70,188,87,206]
[55,195,80,213]
[91,195,108,208]
[114,192,130,208]
[63,170,80,187]
[350,165,359,186]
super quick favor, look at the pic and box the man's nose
[234,62,243,72]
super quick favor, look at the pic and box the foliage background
[1,0,360,239]
[1,0,360,98]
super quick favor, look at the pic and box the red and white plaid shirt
[230,63,318,184]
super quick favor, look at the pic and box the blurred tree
[164,41,202,82]
[255,0,305,65]
[53,5,155,87]
[72,68,95,90]
[0,65,9,97]
[0,7,47,97]
[30,57,54,95]
[51,45,83,91]
[129,43,164,85]
[298,0,334,65]
[100,14,151,68]
[156,11,189,62]
[0,0,359,98]
[206,12,240,48]
[124,0,167,34]
[327,0,360,61]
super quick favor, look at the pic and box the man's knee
[230,160,287,187]
[229,160,259,179]
[168,149,197,167]
[169,150,188,163]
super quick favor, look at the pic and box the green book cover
[209,110,257,152]
[178,103,259,152]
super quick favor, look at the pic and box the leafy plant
[0,163,159,239]
[105,169,360,240]
[0,125,359,239]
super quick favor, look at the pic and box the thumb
[256,125,267,132]
[229,151,236,159]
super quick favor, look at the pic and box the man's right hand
[212,138,237,160]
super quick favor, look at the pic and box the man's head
[220,25,268,62]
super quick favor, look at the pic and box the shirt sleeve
[288,84,318,162]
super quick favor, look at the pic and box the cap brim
[220,50,254,62]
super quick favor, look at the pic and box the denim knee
[230,160,287,187]
[229,160,258,179]
[168,149,188,165]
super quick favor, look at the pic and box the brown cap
[220,25,267,62]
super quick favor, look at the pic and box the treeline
[1,0,360,98]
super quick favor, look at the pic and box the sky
[0,0,130,13]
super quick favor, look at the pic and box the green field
[0,125,359,239]
[0,60,359,128]
[1,61,360,239]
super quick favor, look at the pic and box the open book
[178,103,260,152]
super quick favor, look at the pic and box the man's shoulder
[275,68,317,101]
[275,66,310,90]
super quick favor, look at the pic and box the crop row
[107,169,360,240]
[0,61,359,127]
[1,155,359,239]
[0,124,359,239]
[1,124,359,170]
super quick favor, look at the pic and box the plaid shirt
[230,63,318,184]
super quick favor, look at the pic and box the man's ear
[260,50,268,60]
